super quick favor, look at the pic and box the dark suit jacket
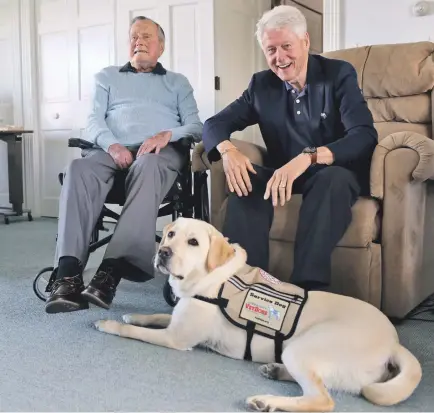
[202,54,378,191]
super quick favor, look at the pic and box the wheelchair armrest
[176,136,195,149]
[68,138,94,150]
[68,136,196,151]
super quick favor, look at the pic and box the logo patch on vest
[239,289,290,331]
[259,269,282,285]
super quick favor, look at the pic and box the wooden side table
[0,130,33,224]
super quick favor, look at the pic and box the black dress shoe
[81,260,122,309]
[45,274,89,314]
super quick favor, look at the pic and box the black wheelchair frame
[33,137,210,307]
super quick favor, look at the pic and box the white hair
[255,5,307,45]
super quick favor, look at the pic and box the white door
[214,0,270,147]
[36,0,115,217]
[37,0,214,218]
[107,0,215,230]
[116,0,215,124]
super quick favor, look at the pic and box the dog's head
[154,218,245,290]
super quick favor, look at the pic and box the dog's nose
[158,246,173,260]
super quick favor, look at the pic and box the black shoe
[81,259,122,309]
[45,274,89,314]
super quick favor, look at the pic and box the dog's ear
[206,235,235,272]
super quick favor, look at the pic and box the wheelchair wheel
[163,278,180,307]
[33,266,55,301]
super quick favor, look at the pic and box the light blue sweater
[84,63,203,152]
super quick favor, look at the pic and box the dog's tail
[361,344,422,406]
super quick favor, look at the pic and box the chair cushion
[269,195,380,248]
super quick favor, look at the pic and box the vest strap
[193,281,307,365]
[243,321,255,361]
[274,332,284,364]
[193,295,221,305]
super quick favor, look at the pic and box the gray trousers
[54,144,185,275]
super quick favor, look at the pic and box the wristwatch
[302,147,317,165]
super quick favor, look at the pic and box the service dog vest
[194,266,308,363]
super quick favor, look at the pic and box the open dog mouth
[156,263,184,280]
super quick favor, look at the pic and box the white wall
[341,0,434,48]
[0,0,14,207]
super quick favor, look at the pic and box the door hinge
[215,76,220,90]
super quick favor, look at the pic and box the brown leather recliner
[192,41,434,319]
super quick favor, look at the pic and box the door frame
[16,0,42,217]
[19,0,343,217]
[323,0,342,52]
[271,0,342,52]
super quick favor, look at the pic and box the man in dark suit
[202,5,378,291]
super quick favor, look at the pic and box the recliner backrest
[322,41,434,141]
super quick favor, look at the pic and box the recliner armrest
[370,131,434,199]
[192,142,211,172]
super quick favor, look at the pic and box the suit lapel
[306,55,325,146]
[266,77,291,156]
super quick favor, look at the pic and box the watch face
[303,147,316,154]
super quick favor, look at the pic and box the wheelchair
[33,137,210,307]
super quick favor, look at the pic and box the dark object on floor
[0,131,33,225]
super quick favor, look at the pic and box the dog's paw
[246,395,278,412]
[122,313,151,326]
[122,314,134,324]
[94,320,122,336]
[259,363,280,380]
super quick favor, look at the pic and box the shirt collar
[119,61,167,75]
[285,81,307,93]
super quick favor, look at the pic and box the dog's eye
[188,238,199,246]
[167,231,175,238]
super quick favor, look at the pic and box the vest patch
[240,288,289,331]
[259,269,282,285]
[216,266,307,341]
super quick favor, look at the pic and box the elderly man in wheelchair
[42,16,204,314]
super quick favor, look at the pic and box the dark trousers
[222,165,361,288]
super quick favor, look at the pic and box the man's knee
[313,166,360,194]
[232,167,269,198]
[226,183,271,211]
[130,153,174,177]
[63,152,113,187]
[64,157,91,180]
[133,153,158,167]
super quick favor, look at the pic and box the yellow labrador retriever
[94,217,422,412]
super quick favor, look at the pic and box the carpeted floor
[0,217,433,412]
